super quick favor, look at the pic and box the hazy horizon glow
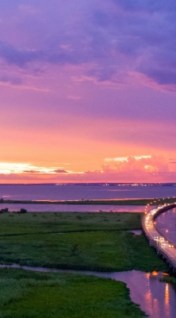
[0,0,176,183]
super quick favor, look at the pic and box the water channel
[156,207,176,244]
[0,203,144,213]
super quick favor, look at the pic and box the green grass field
[0,212,166,271]
[0,212,167,317]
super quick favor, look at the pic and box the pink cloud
[0,155,175,183]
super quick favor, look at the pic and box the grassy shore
[0,212,167,317]
[0,268,146,318]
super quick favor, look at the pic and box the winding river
[0,263,175,318]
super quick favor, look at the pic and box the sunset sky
[0,0,176,183]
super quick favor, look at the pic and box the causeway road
[142,203,176,270]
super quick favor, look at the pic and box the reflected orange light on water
[165,284,170,305]
[165,283,170,317]
[145,273,150,279]
[153,298,159,318]
[145,290,151,302]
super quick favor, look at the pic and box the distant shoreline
[0,197,175,206]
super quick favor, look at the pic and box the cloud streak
[0,155,175,183]
[0,163,69,175]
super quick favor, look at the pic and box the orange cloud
[0,162,69,175]
[0,154,175,183]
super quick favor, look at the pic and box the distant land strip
[0,198,176,205]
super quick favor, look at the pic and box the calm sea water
[0,183,175,212]
[0,183,175,201]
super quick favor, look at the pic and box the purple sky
[0,0,176,182]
